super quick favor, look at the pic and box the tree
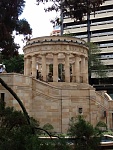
[68,116,102,150]
[0,77,56,136]
[37,0,106,42]
[43,123,54,135]
[87,42,107,84]
[63,33,107,84]
[0,98,40,150]
[36,0,106,21]
[0,98,70,150]
[0,95,36,149]
[3,54,24,73]
[43,123,54,131]
[0,78,72,149]
[0,0,32,59]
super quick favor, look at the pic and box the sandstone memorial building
[0,36,113,133]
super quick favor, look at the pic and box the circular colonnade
[23,36,88,83]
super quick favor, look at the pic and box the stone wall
[0,73,113,132]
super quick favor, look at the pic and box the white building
[50,25,61,36]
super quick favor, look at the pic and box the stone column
[24,57,26,75]
[26,56,31,76]
[53,53,58,82]
[41,53,47,81]
[81,55,86,83]
[72,62,75,82]
[85,57,88,83]
[74,54,80,83]
[38,64,42,72]
[32,55,36,78]
[65,53,70,82]
[46,64,50,76]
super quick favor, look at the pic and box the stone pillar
[32,55,36,78]
[85,57,88,83]
[26,56,31,76]
[65,53,70,82]
[81,55,86,83]
[24,57,26,75]
[72,62,76,82]
[41,53,47,81]
[74,54,80,83]
[46,64,50,76]
[38,64,42,72]
[53,53,58,82]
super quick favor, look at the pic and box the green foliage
[3,54,24,73]
[25,135,71,150]
[0,0,32,59]
[87,42,107,79]
[37,0,106,20]
[0,101,31,150]
[0,99,71,150]
[63,32,75,37]
[96,121,107,129]
[43,123,54,132]
[16,19,32,35]
[58,32,107,80]
[102,130,113,136]
[68,116,102,150]
[0,36,19,60]
[0,100,39,150]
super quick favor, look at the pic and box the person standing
[0,64,6,73]
[0,65,3,73]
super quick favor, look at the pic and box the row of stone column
[24,53,88,83]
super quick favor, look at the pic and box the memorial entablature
[23,36,88,83]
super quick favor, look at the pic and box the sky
[15,0,59,54]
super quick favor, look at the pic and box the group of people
[36,70,43,81]
[36,70,66,82]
